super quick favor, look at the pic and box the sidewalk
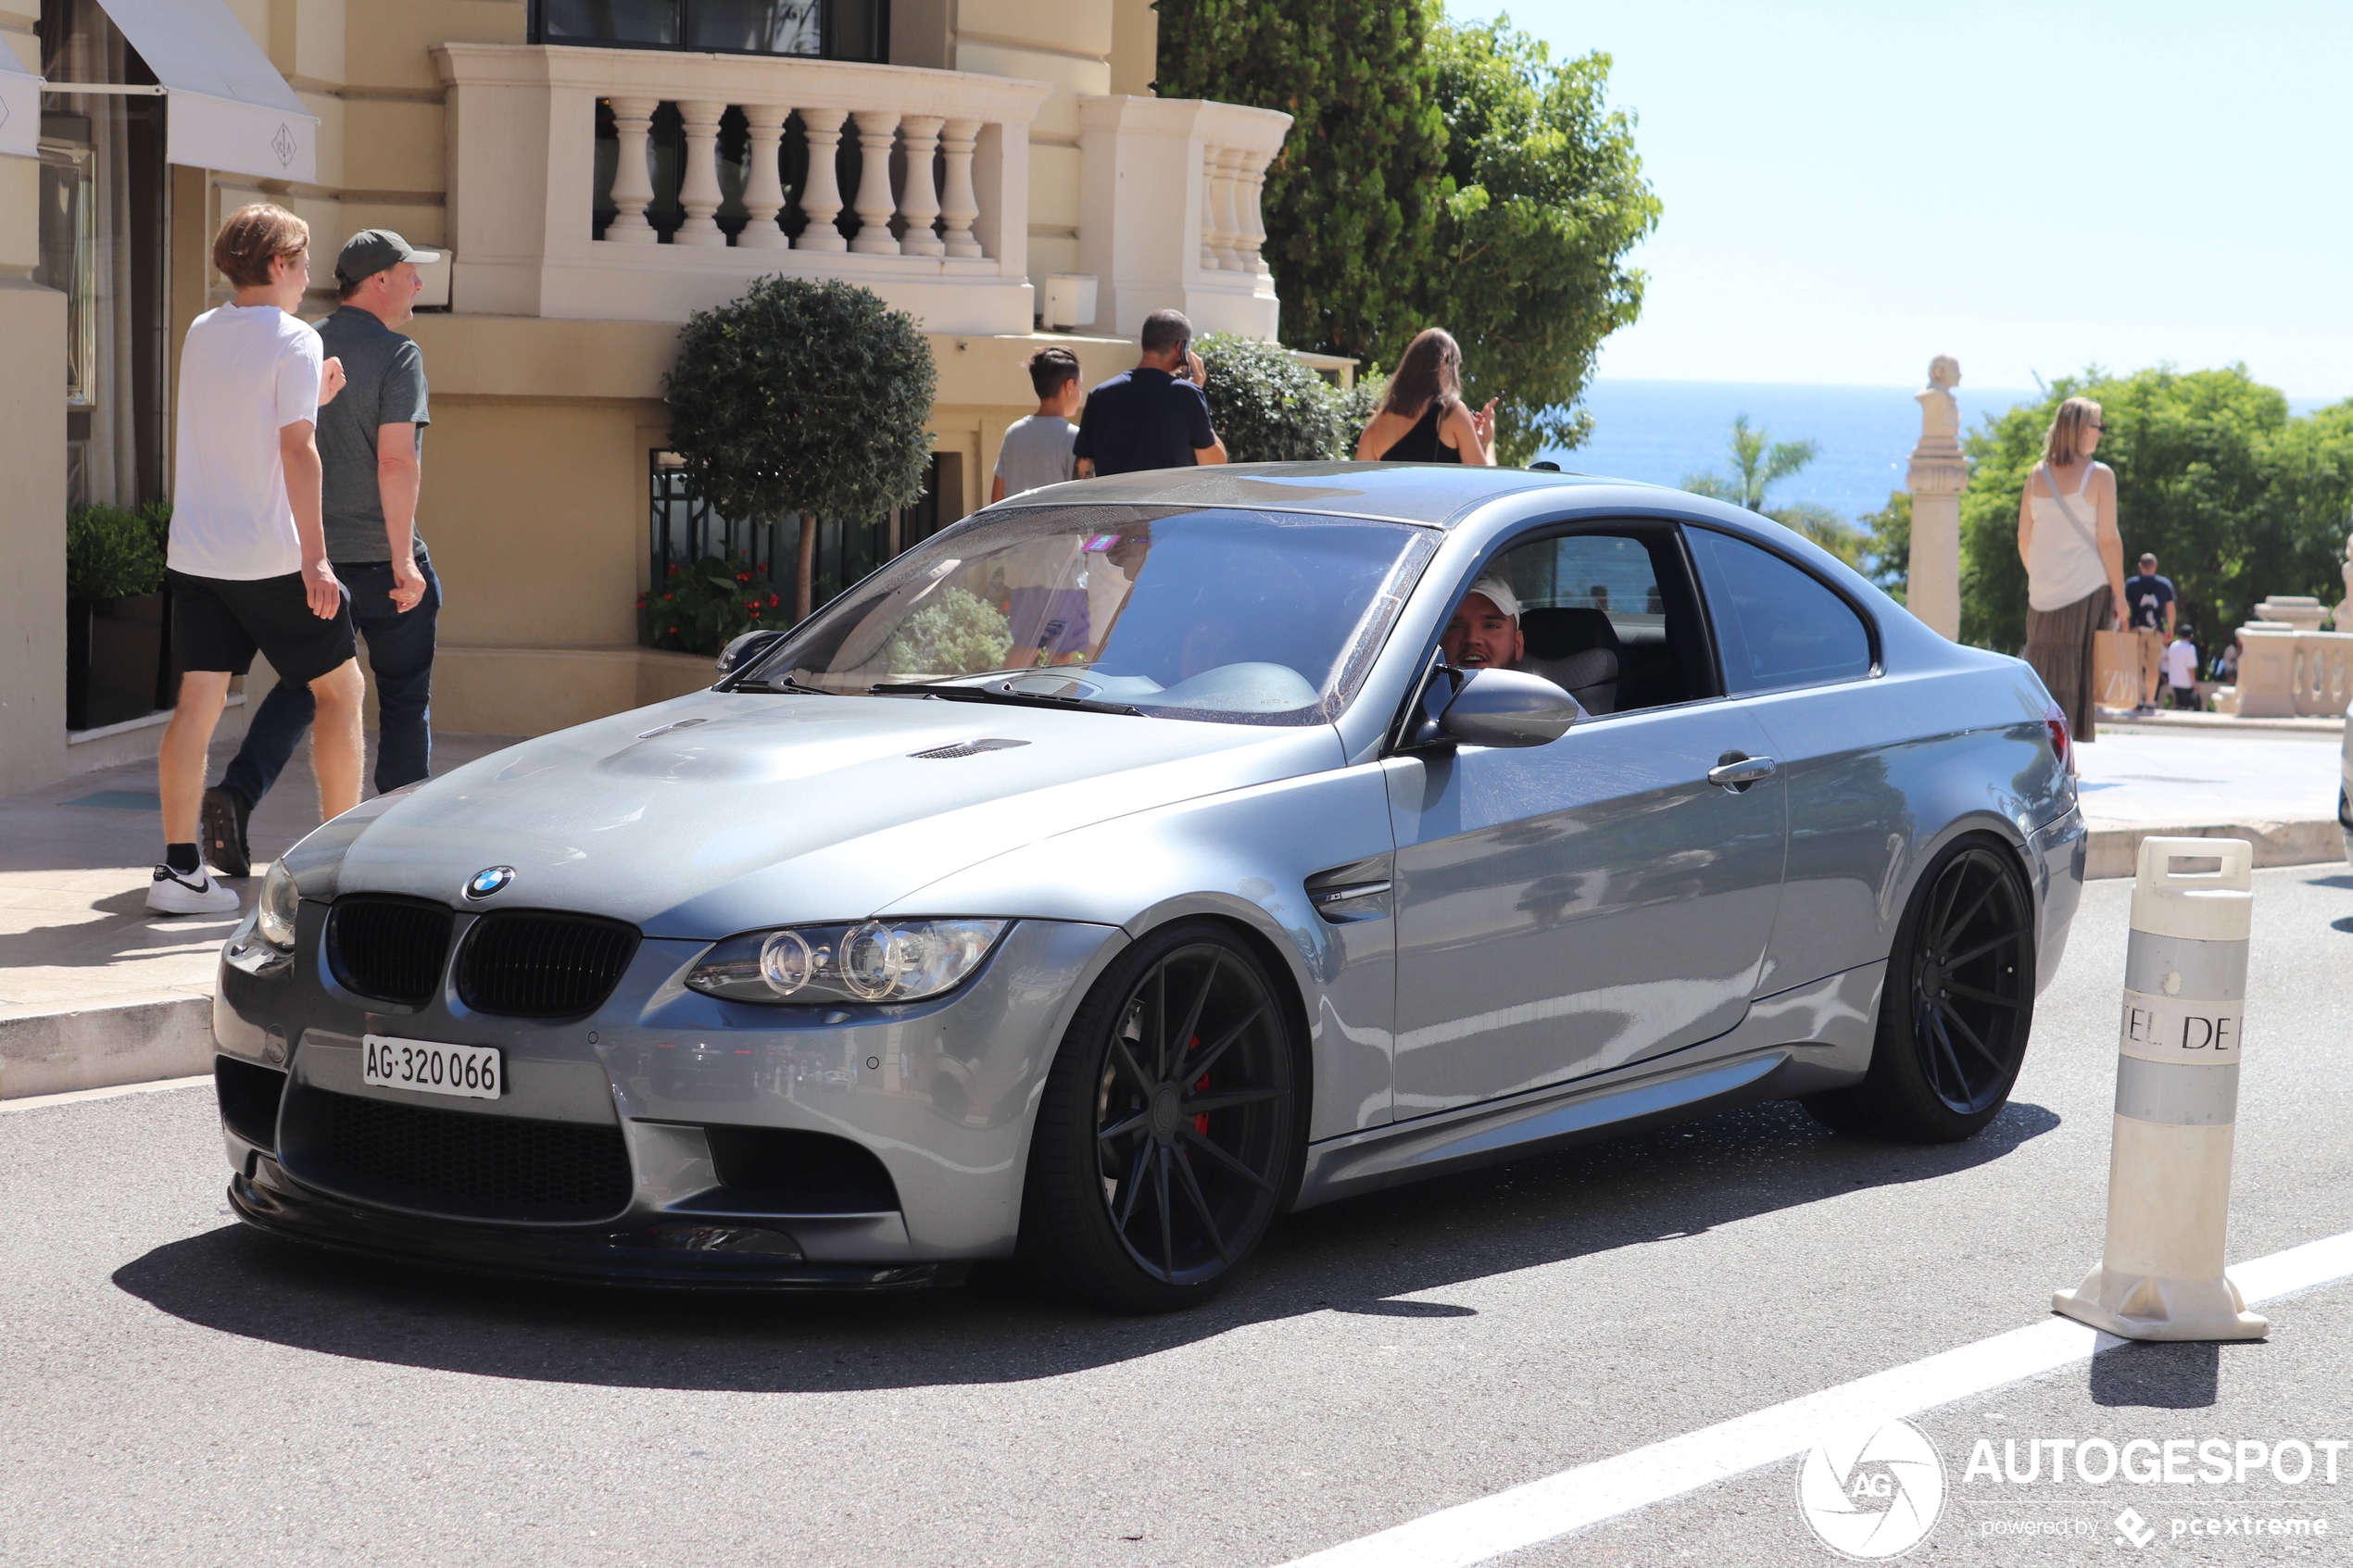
[1,722,2343,1099]
[2072,724,2347,877]
[0,728,517,1098]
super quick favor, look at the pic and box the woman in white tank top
[2016,396,2126,741]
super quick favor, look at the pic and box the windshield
[743,506,1436,724]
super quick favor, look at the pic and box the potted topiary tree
[65,500,173,731]
[664,277,937,623]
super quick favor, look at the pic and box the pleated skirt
[2024,584,2110,743]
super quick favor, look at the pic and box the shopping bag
[2092,629,2140,710]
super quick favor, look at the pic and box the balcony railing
[434,44,1048,334]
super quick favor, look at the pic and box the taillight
[2045,704,2074,775]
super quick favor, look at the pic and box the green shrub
[1196,333,1352,462]
[638,552,783,657]
[66,501,169,601]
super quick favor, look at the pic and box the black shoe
[201,786,252,878]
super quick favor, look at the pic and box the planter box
[67,594,177,733]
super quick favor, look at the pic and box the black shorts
[170,570,357,688]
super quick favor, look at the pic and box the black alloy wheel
[1020,922,1302,1311]
[1806,835,2036,1143]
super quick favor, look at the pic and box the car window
[747,506,1436,725]
[1686,527,1873,695]
[1460,530,1708,716]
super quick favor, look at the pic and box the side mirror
[1437,667,1579,748]
[714,628,786,681]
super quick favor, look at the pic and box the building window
[533,0,887,62]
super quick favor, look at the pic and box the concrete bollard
[2053,836,2268,1341]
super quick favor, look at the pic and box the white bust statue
[1915,356,1962,454]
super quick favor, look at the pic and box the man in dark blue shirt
[2122,551,2176,712]
[1073,309,1227,478]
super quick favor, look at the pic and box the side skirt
[1291,960,1884,1210]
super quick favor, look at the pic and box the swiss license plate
[363,1035,503,1100]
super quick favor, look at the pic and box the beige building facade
[0,0,1288,793]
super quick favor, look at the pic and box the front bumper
[214,911,1128,1281]
[228,1156,954,1289]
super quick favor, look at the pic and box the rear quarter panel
[1744,650,2077,1000]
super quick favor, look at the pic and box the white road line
[0,1073,212,1114]
[1278,1229,2353,1568]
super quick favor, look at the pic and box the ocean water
[1548,380,2337,524]
[1538,380,2038,523]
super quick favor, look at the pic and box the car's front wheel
[1806,834,2038,1143]
[1019,922,1302,1312]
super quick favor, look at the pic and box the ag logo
[1796,1417,1945,1559]
[464,865,516,900]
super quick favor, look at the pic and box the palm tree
[1682,414,1862,565]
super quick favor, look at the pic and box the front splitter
[229,1160,963,1292]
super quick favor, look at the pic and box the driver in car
[1441,575,1526,669]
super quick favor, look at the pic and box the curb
[2084,819,2345,881]
[0,993,214,1101]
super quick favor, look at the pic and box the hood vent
[909,737,1031,759]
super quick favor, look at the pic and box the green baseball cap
[334,228,441,286]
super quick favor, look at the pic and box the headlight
[686,920,1006,1005]
[257,860,301,950]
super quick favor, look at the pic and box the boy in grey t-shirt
[991,346,1082,501]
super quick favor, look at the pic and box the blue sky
[1444,2,2353,397]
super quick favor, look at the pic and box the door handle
[1708,752,1778,791]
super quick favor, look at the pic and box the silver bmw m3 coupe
[212,463,2086,1311]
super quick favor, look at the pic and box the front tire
[1019,922,1302,1312]
[1806,834,2037,1143]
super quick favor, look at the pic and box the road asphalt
[5,864,2351,1567]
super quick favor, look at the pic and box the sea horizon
[1544,378,2335,523]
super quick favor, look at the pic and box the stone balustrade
[434,44,1049,335]
[1077,96,1292,341]
[2225,623,2353,718]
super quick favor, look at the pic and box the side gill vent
[909,737,1031,759]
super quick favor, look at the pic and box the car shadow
[114,1097,2060,1394]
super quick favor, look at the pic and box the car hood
[329,690,1345,935]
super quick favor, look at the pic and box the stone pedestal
[2253,596,2328,633]
[1905,357,1966,640]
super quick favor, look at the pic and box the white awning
[95,0,318,182]
[0,59,38,158]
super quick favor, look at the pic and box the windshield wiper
[735,673,834,695]
[869,680,1143,717]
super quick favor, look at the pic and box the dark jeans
[219,556,441,806]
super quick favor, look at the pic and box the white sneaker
[146,863,242,916]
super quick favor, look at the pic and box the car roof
[990,461,1648,528]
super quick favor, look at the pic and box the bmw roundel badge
[464,865,516,900]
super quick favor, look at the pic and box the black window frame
[1681,521,1883,697]
[528,0,889,63]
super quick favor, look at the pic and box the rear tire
[1018,922,1303,1313]
[1805,834,2037,1143]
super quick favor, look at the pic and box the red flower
[767,594,779,607]
[736,571,751,583]
[667,563,681,576]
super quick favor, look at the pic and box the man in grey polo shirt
[201,229,442,876]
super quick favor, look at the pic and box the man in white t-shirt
[150,205,362,915]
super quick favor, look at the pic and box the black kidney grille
[458,911,639,1018]
[309,1087,633,1222]
[327,897,454,1006]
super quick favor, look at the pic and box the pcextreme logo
[1797,1417,1947,1560]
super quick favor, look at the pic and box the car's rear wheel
[1806,834,2037,1143]
[1019,922,1302,1312]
